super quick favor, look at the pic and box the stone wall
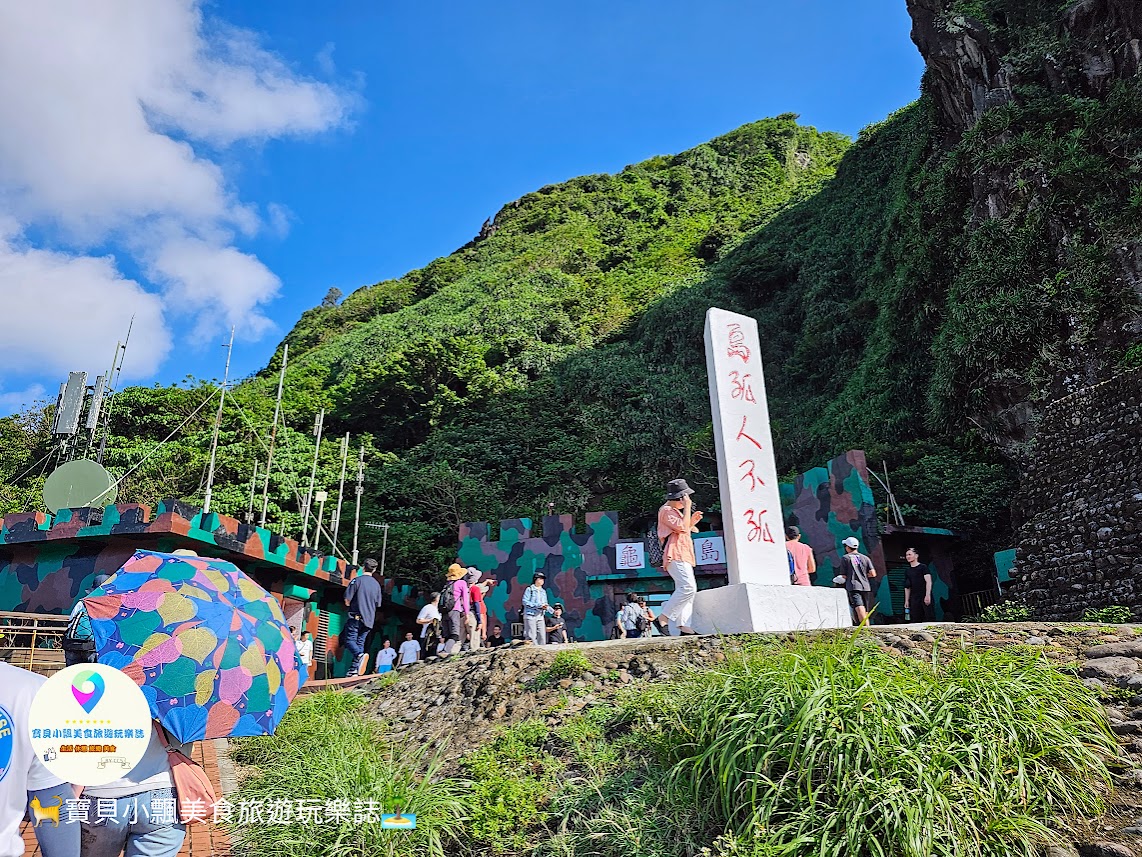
[1008,368,1142,618]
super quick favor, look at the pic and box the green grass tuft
[637,635,1117,857]
[228,691,467,857]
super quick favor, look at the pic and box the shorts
[848,590,873,610]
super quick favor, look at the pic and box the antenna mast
[301,408,324,546]
[202,326,236,514]
[351,446,364,565]
[259,344,288,527]
[96,315,134,465]
[331,433,349,553]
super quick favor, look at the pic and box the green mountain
[2,0,1139,590]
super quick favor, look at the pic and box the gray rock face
[1087,643,1142,659]
[1004,369,1142,620]
[1078,843,1136,857]
[1081,657,1140,681]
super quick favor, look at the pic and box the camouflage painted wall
[457,512,618,642]
[0,500,425,677]
[778,450,959,621]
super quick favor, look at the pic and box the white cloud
[0,232,170,379]
[0,0,353,404]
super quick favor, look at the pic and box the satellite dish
[43,459,118,513]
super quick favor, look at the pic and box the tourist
[62,574,109,667]
[837,536,877,624]
[397,631,421,667]
[0,662,81,857]
[903,547,933,623]
[522,571,554,645]
[654,478,703,636]
[440,563,472,657]
[296,631,314,672]
[547,603,570,643]
[375,639,398,673]
[465,568,488,651]
[618,592,650,638]
[81,722,193,857]
[416,591,442,656]
[786,526,816,586]
[343,559,383,676]
[486,624,508,647]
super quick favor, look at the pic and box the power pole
[259,344,288,527]
[301,409,324,546]
[247,462,259,521]
[364,521,390,577]
[331,433,350,553]
[351,446,364,565]
[202,326,236,514]
[315,490,329,552]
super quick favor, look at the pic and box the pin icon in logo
[71,670,106,714]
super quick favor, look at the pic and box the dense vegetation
[228,635,1118,857]
[2,0,1139,590]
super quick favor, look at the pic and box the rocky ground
[352,623,1142,857]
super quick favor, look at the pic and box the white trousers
[524,613,547,645]
[660,560,697,628]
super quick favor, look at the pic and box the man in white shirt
[397,632,421,667]
[416,592,442,656]
[0,662,80,857]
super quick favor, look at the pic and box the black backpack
[439,581,456,613]
[634,611,650,634]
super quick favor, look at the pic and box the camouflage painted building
[459,450,964,638]
[0,500,419,677]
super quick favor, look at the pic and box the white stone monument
[689,307,851,634]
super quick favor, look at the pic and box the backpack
[634,610,650,634]
[439,581,456,613]
[62,605,96,655]
[788,550,796,583]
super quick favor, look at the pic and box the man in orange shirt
[785,525,816,586]
[654,478,703,636]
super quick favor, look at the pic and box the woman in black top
[903,547,933,622]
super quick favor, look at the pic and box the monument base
[689,583,852,634]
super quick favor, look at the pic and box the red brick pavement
[19,741,231,857]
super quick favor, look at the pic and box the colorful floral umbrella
[85,549,308,743]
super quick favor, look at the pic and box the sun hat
[447,563,467,581]
[665,478,694,500]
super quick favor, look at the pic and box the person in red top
[654,478,703,636]
[467,568,490,650]
[785,525,816,586]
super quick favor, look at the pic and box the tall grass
[228,691,467,857]
[630,635,1118,857]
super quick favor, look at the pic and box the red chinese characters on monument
[743,508,775,544]
[726,323,750,363]
[728,371,756,404]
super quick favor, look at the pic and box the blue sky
[0,1,924,414]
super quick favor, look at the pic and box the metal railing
[0,610,69,674]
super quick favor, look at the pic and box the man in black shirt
[486,624,508,647]
[546,604,570,644]
[343,559,383,675]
